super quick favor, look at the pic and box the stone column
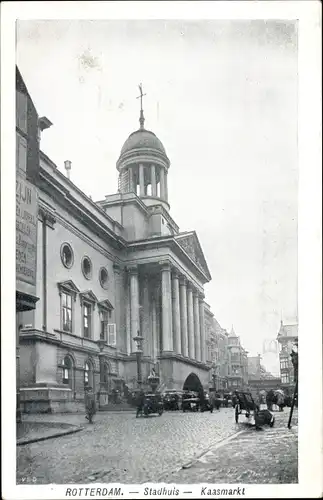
[160,261,173,352]
[139,164,145,197]
[151,164,157,196]
[131,168,137,194]
[165,170,168,202]
[179,276,188,357]
[193,291,201,361]
[187,283,195,359]
[159,167,165,199]
[113,264,123,351]
[126,275,131,354]
[142,274,150,357]
[199,293,206,363]
[129,266,139,353]
[152,297,157,361]
[171,269,181,354]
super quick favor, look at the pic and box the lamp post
[133,331,144,388]
[288,342,298,429]
[97,338,106,408]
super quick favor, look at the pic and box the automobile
[200,392,214,413]
[182,391,200,412]
[163,390,182,411]
[142,392,164,417]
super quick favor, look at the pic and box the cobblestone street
[17,408,298,485]
[168,410,298,484]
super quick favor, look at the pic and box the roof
[228,325,238,338]
[277,322,298,339]
[120,128,167,156]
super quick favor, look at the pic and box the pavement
[168,410,298,484]
[16,407,298,485]
[17,421,83,446]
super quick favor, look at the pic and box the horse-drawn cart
[234,390,275,429]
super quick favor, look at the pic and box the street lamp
[288,342,298,429]
[97,338,107,408]
[290,342,298,382]
[133,331,144,388]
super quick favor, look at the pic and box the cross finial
[136,83,146,129]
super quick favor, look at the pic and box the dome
[120,129,166,156]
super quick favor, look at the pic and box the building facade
[16,68,50,420]
[247,354,281,394]
[18,72,218,413]
[226,327,249,390]
[206,314,229,391]
[277,321,298,397]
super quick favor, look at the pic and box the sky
[16,19,298,375]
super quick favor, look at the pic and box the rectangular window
[100,310,109,340]
[16,90,28,133]
[107,323,116,346]
[62,292,72,332]
[280,358,289,370]
[83,303,92,338]
[16,132,27,173]
[282,373,290,384]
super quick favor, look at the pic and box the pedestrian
[136,389,145,418]
[85,386,96,424]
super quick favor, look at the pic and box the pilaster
[179,276,188,357]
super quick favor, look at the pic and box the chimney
[64,160,72,180]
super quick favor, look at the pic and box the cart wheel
[235,404,239,423]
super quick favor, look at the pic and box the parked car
[143,393,164,417]
[200,391,214,413]
[182,391,200,412]
[163,390,182,411]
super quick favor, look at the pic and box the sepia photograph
[1,2,322,499]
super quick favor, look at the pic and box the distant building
[206,313,229,391]
[226,326,249,390]
[277,321,298,396]
[247,354,281,393]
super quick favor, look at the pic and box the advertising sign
[16,174,38,286]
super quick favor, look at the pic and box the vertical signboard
[16,173,38,286]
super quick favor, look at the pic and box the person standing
[136,390,145,418]
[85,387,96,424]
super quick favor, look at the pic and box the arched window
[84,359,95,390]
[62,356,73,386]
[84,362,89,386]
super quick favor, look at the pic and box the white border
[1,2,322,499]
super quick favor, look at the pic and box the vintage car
[163,390,182,411]
[142,392,164,417]
[182,391,200,412]
[200,391,214,413]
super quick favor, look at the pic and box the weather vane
[136,83,146,129]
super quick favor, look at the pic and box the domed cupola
[116,85,170,211]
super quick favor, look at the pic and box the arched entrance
[183,372,204,397]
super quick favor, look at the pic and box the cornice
[157,352,211,371]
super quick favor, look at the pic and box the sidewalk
[166,409,298,484]
[17,420,83,446]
